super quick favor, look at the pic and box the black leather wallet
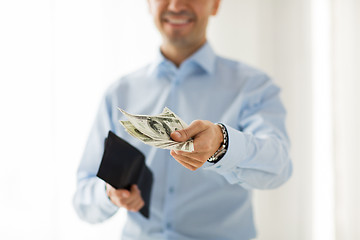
[96,131,153,218]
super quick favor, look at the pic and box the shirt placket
[162,67,182,233]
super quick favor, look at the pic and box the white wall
[332,0,360,239]
[0,0,55,239]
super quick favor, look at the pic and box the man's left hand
[170,120,223,171]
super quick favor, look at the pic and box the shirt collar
[184,41,216,75]
[147,41,216,77]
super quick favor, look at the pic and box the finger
[118,189,131,198]
[107,183,127,197]
[134,198,145,211]
[118,192,134,206]
[171,150,209,163]
[131,184,139,192]
[171,120,210,142]
[122,185,141,205]
[130,184,141,196]
[107,187,131,206]
[171,151,203,170]
[122,197,138,211]
[126,186,144,211]
[128,197,145,212]
[177,159,199,171]
[112,189,130,205]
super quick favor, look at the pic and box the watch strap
[207,123,228,164]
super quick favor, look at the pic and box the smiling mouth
[164,18,192,25]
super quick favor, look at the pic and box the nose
[167,0,187,13]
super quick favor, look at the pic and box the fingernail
[122,193,128,198]
[173,131,181,138]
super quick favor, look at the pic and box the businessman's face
[148,0,220,48]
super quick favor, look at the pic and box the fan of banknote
[119,107,194,152]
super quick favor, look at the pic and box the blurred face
[148,0,220,48]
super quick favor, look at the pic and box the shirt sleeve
[204,76,293,190]
[72,88,119,223]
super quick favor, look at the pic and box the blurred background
[0,0,359,239]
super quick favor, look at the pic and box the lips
[164,18,192,26]
[162,11,194,27]
[166,18,190,24]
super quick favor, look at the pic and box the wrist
[207,123,228,164]
[105,183,112,201]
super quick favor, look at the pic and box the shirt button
[169,187,174,193]
[166,222,172,229]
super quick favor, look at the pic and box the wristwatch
[207,123,228,164]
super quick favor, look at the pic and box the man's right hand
[106,183,144,212]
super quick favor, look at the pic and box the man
[73,0,292,239]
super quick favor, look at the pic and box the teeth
[167,19,189,24]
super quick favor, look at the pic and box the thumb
[118,189,130,198]
[171,120,206,142]
[131,184,140,193]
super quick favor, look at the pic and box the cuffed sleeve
[73,178,119,223]
[204,125,292,189]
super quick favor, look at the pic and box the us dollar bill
[119,107,194,152]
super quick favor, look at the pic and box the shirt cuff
[95,179,119,214]
[203,124,248,175]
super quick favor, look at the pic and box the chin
[166,34,192,45]
[168,39,191,48]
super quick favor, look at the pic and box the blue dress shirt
[73,42,292,240]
